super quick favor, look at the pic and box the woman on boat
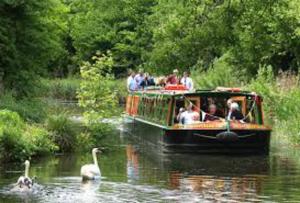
[179,103,199,124]
[204,104,221,122]
[166,69,179,85]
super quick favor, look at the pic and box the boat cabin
[126,87,265,127]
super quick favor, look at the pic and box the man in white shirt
[180,71,193,91]
[127,71,136,92]
[179,103,199,124]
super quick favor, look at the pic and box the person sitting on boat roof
[140,72,155,88]
[166,69,179,85]
[127,70,136,92]
[179,103,200,125]
[204,104,221,122]
[134,68,145,90]
[180,71,193,91]
[227,102,244,121]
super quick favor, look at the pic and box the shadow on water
[1,121,300,202]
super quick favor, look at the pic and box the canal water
[1,122,300,202]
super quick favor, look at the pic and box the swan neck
[93,151,98,166]
[25,163,30,177]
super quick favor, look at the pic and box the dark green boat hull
[125,117,271,154]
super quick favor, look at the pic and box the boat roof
[131,87,261,98]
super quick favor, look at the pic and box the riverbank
[1,70,299,163]
[0,77,125,163]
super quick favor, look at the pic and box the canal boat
[124,85,271,154]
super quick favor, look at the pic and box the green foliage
[248,67,300,143]
[143,0,300,75]
[40,77,80,101]
[78,53,118,125]
[25,124,58,155]
[77,124,113,152]
[247,66,278,120]
[0,110,56,162]
[0,0,69,95]
[0,92,47,123]
[46,112,79,152]
[192,52,241,89]
[107,79,128,104]
[70,0,156,75]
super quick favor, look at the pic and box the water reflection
[125,143,271,202]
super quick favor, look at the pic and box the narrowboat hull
[125,116,271,154]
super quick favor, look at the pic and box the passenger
[140,72,155,88]
[180,71,193,91]
[176,107,185,122]
[155,76,166,86]
[128,76,138,92]
[127,71,136,92]
[204,104,220,122]
[227,102,244,121]
[134,68,145,89]
[179,103,200,125]
[166,69,179,85]
[227,98,233,109]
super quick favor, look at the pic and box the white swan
[80,148,101,180]
[16,160,35,189]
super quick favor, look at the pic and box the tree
[0,0,68,95]
[70,0,156,76]
[78,52,117,125]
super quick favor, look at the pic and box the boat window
[174,97,185,124]
[200,97,226,120]
[199,95,263,124]
[173,96,200,124]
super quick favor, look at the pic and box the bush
[77,124,116,152]
[25,125,58,155]
[107,79,128,104]
[0,92,47,123]
[40,77,80,101]
[248,67,300,144]
[0,110,56,162]
[78,53,118,125]
[46,113,79,152]
[192,52,242,89]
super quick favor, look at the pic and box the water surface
[1,127,300,202]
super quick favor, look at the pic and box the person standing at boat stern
[127,71,137,92]
[180,71,193,91]
[134,68,145,90]
[166,69,179,85]
[179,103,199,125]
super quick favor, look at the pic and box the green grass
[46,112,80,152]
[0,92,47,123]
[40,77,80,101]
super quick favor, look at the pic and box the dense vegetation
[0,0,300,161]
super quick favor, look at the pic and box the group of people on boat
[177,99,244,125]
[127,69,194,92]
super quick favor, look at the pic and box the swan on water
[80,148,101,180]
[16,160,35,189]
